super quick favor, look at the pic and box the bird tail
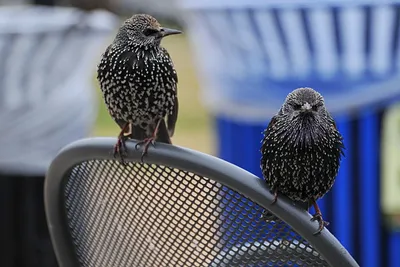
[155,118,172,144]
[130,125,148,141]
[129,119,172,144]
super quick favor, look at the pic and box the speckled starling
[260,87,344,234]
[97,14,181,162]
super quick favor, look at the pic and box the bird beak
[301,102,312,112]
[161,27,182,37]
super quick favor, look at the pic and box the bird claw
[113,138,128,165]
[260,189,279,221]
[135,138,155,150]
[311,213,329,235]
[260,209,269,220]
[271,189,278,205]
[260,209,281,224]
[135,137,156,162]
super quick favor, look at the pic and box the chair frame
[44,137,359,267]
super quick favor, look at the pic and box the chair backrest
[44,137,359,267]
[178,1,400,120]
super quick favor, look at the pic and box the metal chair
[44,137,359,267]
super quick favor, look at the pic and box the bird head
[281,87,326,120]
[118,14,182,47]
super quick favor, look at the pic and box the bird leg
[260,188,279,220]
[135,119,161,162]
[113,123,131,164]
[310,200,329,235]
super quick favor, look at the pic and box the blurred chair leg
[20,176,58,267]
[0,175,16,267]
[18,177,38,267]
[32,176,58,267]
[0,174,58,267]
[32,0,55,5]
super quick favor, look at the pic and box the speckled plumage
[97,14,181,162]
[260,87,344,234]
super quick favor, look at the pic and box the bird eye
[312,103,322,111]
[143,28,159,36]
[292,104,302,110]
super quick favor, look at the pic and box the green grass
[92,35,215,155]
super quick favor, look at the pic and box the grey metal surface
[44,137,359,267]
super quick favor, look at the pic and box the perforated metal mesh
[63,160,329,267]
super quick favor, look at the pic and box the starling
[97,14,181,163]
[260,87,344,234]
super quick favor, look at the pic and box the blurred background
[1,0,400,266]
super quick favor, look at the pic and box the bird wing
[261,115,278,147]
[161,47,179,137]
[167,96,178,137]
[160,47,178,83]
[260,115,279,173]
[328,115,346,156]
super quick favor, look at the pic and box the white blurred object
[0,5,120,175]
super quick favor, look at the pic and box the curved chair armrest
[45,137,359,267]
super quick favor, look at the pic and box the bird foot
[311,213,329,235]
[260,190,279,221]
[271,189,278,205]
[260,209,279,223]
[260,209,269,220]
[113,137,128,164]
[135,137,156,162]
